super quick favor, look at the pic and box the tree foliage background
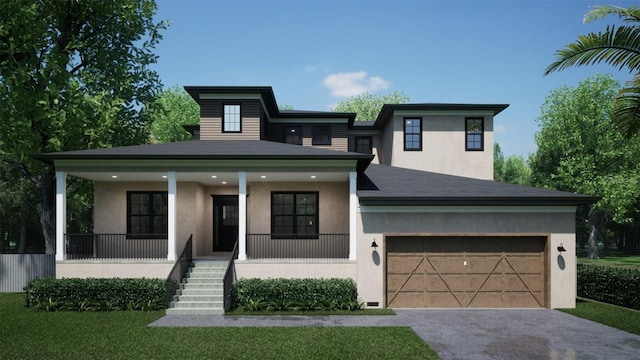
[530,74,640,258]
[332,91,409,121]
[0,0,167,253]
[146,86,199,143]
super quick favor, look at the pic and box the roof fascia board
[358,205,576,213]
[347,129,382,135]
[393,109,496,116]
[269,118,348,124]
[55,159,358,169]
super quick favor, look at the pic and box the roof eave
[357,196,599,207]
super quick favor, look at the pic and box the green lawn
[0,293,439,360]
[577,250,640,269]
[559,298,640,335]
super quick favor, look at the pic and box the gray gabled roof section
[35,140,374,171]
[358,164,597,206]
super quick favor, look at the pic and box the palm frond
[584,5,640,24]
[613,74,640,138]
[544,25,640,75]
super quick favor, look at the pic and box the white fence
[0,254,55,292]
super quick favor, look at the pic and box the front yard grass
[576,250,640,269]
[0,293,439,360]
[559,298,640,335]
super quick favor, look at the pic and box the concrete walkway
[149,309,640,360]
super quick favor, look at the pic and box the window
[466,117,484,151]
[284,126,302,145]
[404,118,422,151]
[223,104,241,132]
[354,136,372,154]
[127,192,168,236]
[312,126,331,145]
[271,192,318,237]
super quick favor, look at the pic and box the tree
[332,91,409,121]
[494,143,532,185]
[146,86,199,143]
[278,104,294,111]
[530,75,640,259]
[545,5,640,138]
[0,1,167,254]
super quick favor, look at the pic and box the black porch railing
[65,234,168,260]
[223,240,239,311]
[166,235,193,308]
[246,233,349,259]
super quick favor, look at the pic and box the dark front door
[213,195,239,252]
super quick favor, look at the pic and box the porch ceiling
[68,171,349,185]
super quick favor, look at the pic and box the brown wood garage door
[386,236,546,308]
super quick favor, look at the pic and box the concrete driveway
[150,309,640,360]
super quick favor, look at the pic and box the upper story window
[466,117,484,151]
[127,191,167,237]
[404,118,422,151]
[354,136,372,154]
[284,126,302,145]
[223,104,241,133]
[312,126,331,145]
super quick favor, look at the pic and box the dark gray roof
[36,140,374,171]
[358,164,597,206]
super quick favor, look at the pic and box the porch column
[349,171,357,261]
[55,171,66,261]
[167,171,177,261]
[238,171,247,260]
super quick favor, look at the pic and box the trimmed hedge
[577,264,640,310]
[233,278,362,312]
[24,277,165,311]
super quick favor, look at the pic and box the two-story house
[37,86,596,312]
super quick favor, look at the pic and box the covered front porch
[55,169,359,268]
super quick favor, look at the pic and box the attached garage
[386,236,547,308]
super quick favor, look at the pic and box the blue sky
[152,0,634,156]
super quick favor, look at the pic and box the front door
[213,195,239,252]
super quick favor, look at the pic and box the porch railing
[246,234,349,259]
[223,239,239,311]
[65,234,167,260]
[166,235,193,308]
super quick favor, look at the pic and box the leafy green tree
[146,86,199,143]
[332,91,409,121]
[494,143,532,185]
[530,75,640,259]
[545,5,640,138]
[0,0,167,254]
[278,104,295,111]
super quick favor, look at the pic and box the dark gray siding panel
[0,254,55,292]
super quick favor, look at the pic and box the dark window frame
[404,117,422,151]
[283,125,303,145]
[222,104,242,133]
[126,191,168,238]
[354,136,373,154]
[271,192,319,238]
[465,117,484,151]
[312,125,332,145]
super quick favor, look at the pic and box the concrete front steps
[166,260,228,315]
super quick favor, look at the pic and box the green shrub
[233,278,362,312]
[24,277,166,311]
[577,264,640,310]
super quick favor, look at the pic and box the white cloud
[322,71,390,97]
[495,124,507,133]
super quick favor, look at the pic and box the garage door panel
[387,291,424,308]
[507,257,544,273]
[465,256,502,273]
[468,292,504,308]
[387,255,425,273]
[504,292,543,307]
[427,237,465,252]
[503,237,545,252]
[428,256,465,273]
[429,292,464,308]
[386,236,546,309]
